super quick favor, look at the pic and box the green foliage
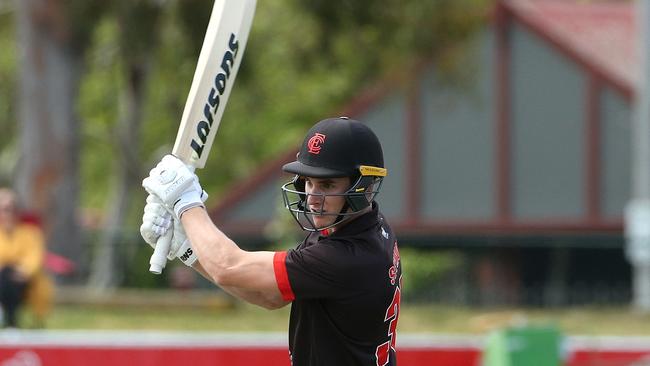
[78,0,163,211]
[114,0,163,65]
[0,9,16,184]
[6,0,489,225]
[78,19,123,209]
[400,248,464,301]
[174,0,213,57]
[64,2,109,53]
[139,2,205,163]
[293,0,489,82]
[121,240,170,288]
[194,0,488,202]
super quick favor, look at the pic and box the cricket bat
[149,0,257,274]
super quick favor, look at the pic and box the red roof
[502,0,636,94]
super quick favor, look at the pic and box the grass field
[30,299,650,336]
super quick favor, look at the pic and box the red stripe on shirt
[273,251,295,301]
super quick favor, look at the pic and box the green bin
[481,325,563,366]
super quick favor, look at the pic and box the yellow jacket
[0,223,45,278]
[0,223,52,322]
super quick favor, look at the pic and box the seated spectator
[0,188,47,328]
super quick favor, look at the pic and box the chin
[313,217,333,229]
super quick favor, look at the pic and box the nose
[307,192,323,206]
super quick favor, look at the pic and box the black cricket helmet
[281,117,387,231]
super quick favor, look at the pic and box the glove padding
[141,195,172,246]
[169,220,198,266]
[142,155,206,218]
[140,194,199,266]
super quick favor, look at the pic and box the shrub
[400,247,464,302]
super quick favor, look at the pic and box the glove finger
[161,214,172,229]
[140,222,159,247]
[153,221,168,236]
[145,166,165,185]
[162,154,185,169]
[143,211,171,230]
[144,200,169,217]
[146,194,162,204]
[142,176,155,194]
[150,165,163,176]
[146,194,171,210]
[141,219,173,243]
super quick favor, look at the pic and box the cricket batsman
[141,117,402,365]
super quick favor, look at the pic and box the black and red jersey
[273,203,402,366]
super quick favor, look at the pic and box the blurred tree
[78,0,205,288]
[8,0,488,287]
[87,0,164,289]
[82,0,487,208]
[0,5,17,185]
[13,0,106,273]
[293,0,488,86]
[192,0,488,198]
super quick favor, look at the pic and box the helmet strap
[345,176,377,212]
[333,201,350,228]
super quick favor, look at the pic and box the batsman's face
[304,176,350,229]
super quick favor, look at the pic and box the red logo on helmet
[307,133,326,155]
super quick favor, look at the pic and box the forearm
[181,207,244,285]
[181,207,289,309]
[192,261,287,309]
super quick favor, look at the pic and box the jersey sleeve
[277,239,365,300]
[273,251,295,301]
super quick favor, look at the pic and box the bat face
[188,33,240,161]
[172,0,257,169]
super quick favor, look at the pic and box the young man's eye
[317,181,335,190]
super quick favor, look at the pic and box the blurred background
[1,0,649,365]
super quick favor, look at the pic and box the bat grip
[149,227,172,274]
[148,161,196,275]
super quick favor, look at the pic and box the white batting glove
[170,220,198,266]
[142,155,206,218]
[140,194,199,266]
[140,194,172,246]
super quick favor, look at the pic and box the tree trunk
[88,64,148,289]
[14,0,84,278]
[86,0,163,289]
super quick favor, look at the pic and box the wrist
[174,190,205,218]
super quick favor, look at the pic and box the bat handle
[148,161,195,275]
[149,226,172,274]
